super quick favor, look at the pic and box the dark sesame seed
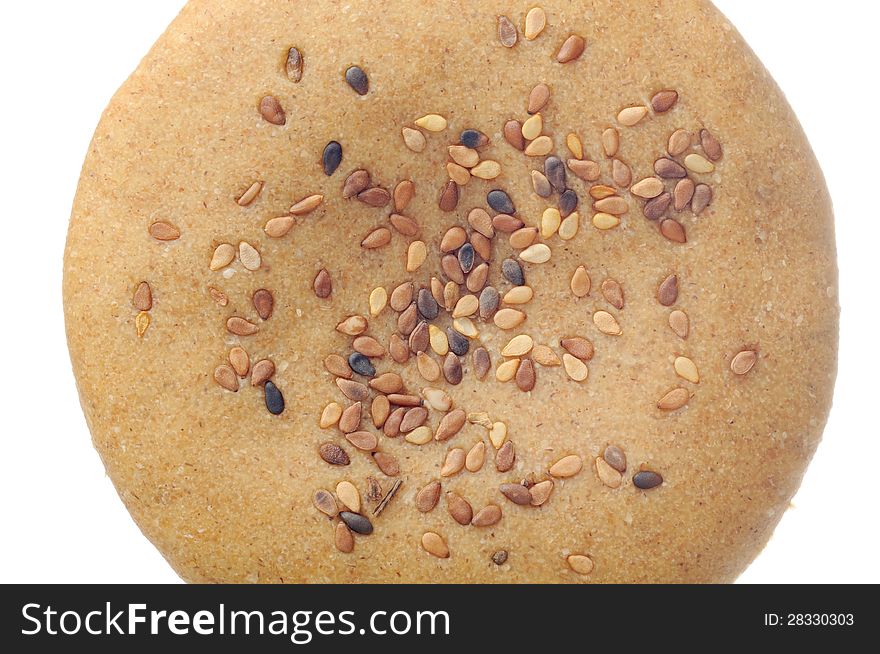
[559,189,579,218]
[644,192,672,221]
[460,129,489,148]
[633,470,663,490]
[443,353,463,385]
[417,288,439,320]
[323,141,343,176]
[340,511,374,535]
[348,353,376,378]
[488,189,515,215]
[502,258,525,286]
[479,286,500,320]
[344,66,369,95]
[264,381,285,415]
[492,550,509,566]
[458,243,475,274]
[544,156,567,193]
[319,443,350,466]
[447,328,470,356]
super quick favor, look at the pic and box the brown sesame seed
[731,350,758,375]
[335,523,354,553]
[440,226,468,253]
[567,554,594,575]
[435,408,467,442]
[467,262,490,293]
[446,492,474,525]
[472,504,502,527]
[516,359,536,392]
[473,348,491,381]
[657,387,689,411]
[400,406,429,433]
[498,15,518,47]
[390,282,414,312]
[342,169,371,199]
[393,180,416,213]
[397,303,419,337]
[700,129,723,161]
[441,448,466,477]
[667,129,692,157]
[250,359,275,387]
[371,395,391,428]
[439,181,460,212]
[594,196,629,215]
[389,334,409,364]
[503,120,526,151]
[383,407,405,438]
[325,354,352,379]
[259,95,285,125]
[601,279,625,310]
[252,289,274,320]
[500,483,531,505]
[369,372,404,395]
[416,481,442,513]
[213,365,238,392]
[339,402,363,434]
[372,451,400,476]
[416,352,440,382]
[604,445,627,473]
[532,345,561,367]
[612,159,632,188]
[133,282,152,312]
[570,266,591,298]
[691,184,713,215]
[285,47,303,82]
[448,145,480,168]
[673,178,696,211]
[337,378,369,402]
[660,218,687,244]
[466,441,486,472]
[319,443,350,466]
[433,278,449,308]
[228,347,250,377]
[237,180,264,207]
[421,532,449,559]
[655,157,687,179]
[651,90,679,113]
[289,194,324,216]
[148,221,180,242]
[561,337,594,361]
[529,480,554,506]
[441,255,465,285]
[568,159,601,182]
[226,317,259,337]
[509,227,539,250]
[264,215,294,238]
[496,441,515,472]
[468,208,495,238]
[387,393,422,407]
[357,187,391,207]
[361,227,392,249]
[492,214,524,234]
[527,83,551,115]
[556,34,586,63]
[658,274,679,306]
[336,315,368,336]
[644,192,672,221]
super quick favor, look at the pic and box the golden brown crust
[64,0,837,583]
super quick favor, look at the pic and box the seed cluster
[128,6,765,577]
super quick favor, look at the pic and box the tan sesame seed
[532,345,561,367]
[414,114,447,132]
[325,354,352,379]
[390,282,414,312]
[498,15,518,48]
[495,359,521,382]
[567,554,594,575]
[371,395,391,428]
[657,387,689,411]
[226,317,259,336]
[416,352,441,382]
[669,310,689,339]
[213,364,238,392]
[593,310,622,335]
[510,227,539,250]
[692,184,713,215]
[406,425,434,445]
[238,242,261,271]
[289,194,324,216]
[588,185,615,201]
[472,504,502,527]
[313,489,338,518]
[524,7,547,40]
[264,215,295,238]
[529,480,554,506]
[731,350,758,375]
[470,160,502,180]
[494,308,527,330]
[602,128,620,158]
[336,481,361,513]
[436,409,467,442]
[594,196,629,215]
[402,127,427,152]
[406,241,427,272]
[667,129,692,157]
[566,132,584,160]
[440,226,468,253]
[446,162,471,186]
[466,441,486,472]
[520,243,551,264]
[452,294,479,319]
[558,212,580,240]
[685,153,715,174]
[618,106,648,126]
[521,113,543,141]
[454,317,480,339]
[370,372,404,395]
[428,325,449,357]
[595,457,622,488]
[335,523,354,554]
[210,243,235,271]
[353,336,384,358]
[531,170,553,198]
[466,262,490,293]
[503,286,534,305]
[541,208,562,238]
[631,177,665,199]
[469,412,493,429]
[592,213,620,230]
[524,135,553,157]
[673,178,696,211]
[228,347,250,377]
[422,387,452,412]
[612,159,632,188]
[448,145,480,168]
[570,266,591,298]
[674,356,700,384]
[527,84,551,116]
[149,221,180,242]
[468,208,495,238]
[250,359,275,387]
[368,287,388,317]
[489,422,508,449]
[337,378,369,402]
[549,454,583,478]
[422,532,450,559]
[562,353,589,382]
[441,448,466,476]
[389,334,409,364]
[361,227,392,249]
[503,334,534,357]
[236,180,264,206]
[336,315,368,336]
[556,34,586,63]
[393,180,416,212]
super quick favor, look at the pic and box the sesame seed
[633,471,663,490]
[668,129,692,157]
[336,315,368,336]
[612,159,632,188]
[336,481,361,513]
[439,181,460,212]
[213,365,238,392]
[313,489,338,517]
[674,356,700,384]
[421,532,450,558]
[238,241,261,271]
[468,208,495,237]
[133,282,153,312]
[498,15,518,47]
[210,244,235,271]
[251,359,275,387]
[371,396,391,428]
[499,483,531,505]
[494,214,524,233]
[368,287,387,317]
[673,178,696,211]
[324,354,352,379]
[524,7,547,40]
[561,337,594,361]
[692,184,713,215]
[370,372,405,395]
[601,279,625,310]
[466,441,486,472]
[593,310,622,335]
[348,353,376,378]
[592,213,620,230]
[559,190,579,219]
[655,157,687,179]
[466,261,489,293]
[460,129,489,149]
[443,353,463,385]
[669,310,689,339]
[259,96,285,125]
[532,345,561,367]
[337,378,369,402]
[405,425,433,445]
[643,192,672,221]
[496,441,516,472]
[285,48,303,82]
[566,133,584,160]
[631,177,665,199]
[227,317,259,337]
[422,387,452,412]
[494,308,527,330]
[520,243,551,264]
[567,554,594,575]
[549,454,583,478]
[264,215,294,238]
[313,269,332,299]
[684,153,715,174]
[657,387,689,411]
[264,381,284,415]
[473,348,491,380]
[524,135,553,156]
[496,359,520,382]
[527,84,550,115]
[447,328,470,356]
[357,185,389,206]
[617,106,648,127]
[658,275,679,306]
[521,113,543,141]
[700,129,723,161]
[595,457,622,489]
[429,325,449,356]
[516,359,536,391]
[372,451,400,476]
[602,128,620,158]
[471,504,502,526]
[603,445,627,472]
[594,196,629,215]
[509,227,538,250]
[344,65,369,95]
[660,219,687,244]
[488,189,515,215]
[441,449,466,476]
[568,159,601,182]
[489,422,508,449]
[531,171,553,198]
[322,141,343,176]
[416,481,442,513]
[416,352,441,382]
[731,350,758,375]
[148,221,180,241]
[651,90,679,113]
[402,127,427,152]
[570,266,591,298]
[252,289,274,320]
[335,523,354,553]
[289,194,324,216]
[361,227,392,249]
[503,120,526,151]
[556,34,586,63]
[406,241,427,272]
[562,354,588,382]
[470,160,502,180]
[446,492,474,525]
[340,511,373,535]
[236,180,264,206]
[415,114,448,132]
[503,285,533,305]
[393,179,415,212]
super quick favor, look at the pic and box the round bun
[64,0,837,583]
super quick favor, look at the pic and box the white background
[0,1,877,584]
